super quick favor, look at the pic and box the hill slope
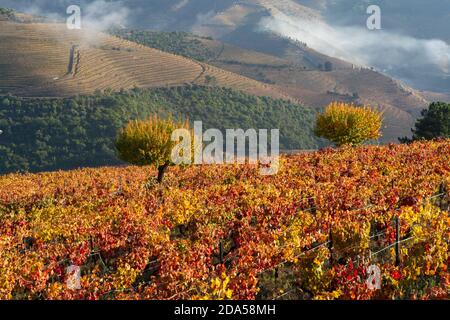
[112,29,431,143]
[3,1,449,93]
[0,19,294,102]
[0,10,439,142]
[0,86,320,174]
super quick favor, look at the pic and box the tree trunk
[157,163,169,183]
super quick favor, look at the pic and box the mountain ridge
[0,6,447,142]
[110,27,433,142]
[0,18,297,103]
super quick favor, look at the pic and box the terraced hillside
[212,48,429,142]
[113,29,432,142]
[0,19,294,101]
[0,14,441,142]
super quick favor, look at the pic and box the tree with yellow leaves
[315,102,383,146]
[116,116,191,183]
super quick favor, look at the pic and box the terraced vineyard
[125,30,430,143]
[213,56,428,142]
[0,140,448,300]
[0,20,293,101]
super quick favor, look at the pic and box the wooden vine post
[328,228,334,266]
[395,216,401,266]
[219,240,224,264]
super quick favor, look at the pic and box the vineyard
[0,140,449,300]
[110,26,431,143]
[0,20,293,102]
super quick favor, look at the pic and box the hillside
[112,29,431,143]
[320,0,450,43]
[0,19,294,102]
[0,7,48,23]
[4,1,449,93]
[0,87,321,174]
[199,32,434,144]
[1,1,449,304]
[0,7,443,143]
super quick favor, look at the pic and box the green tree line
[0,86,321,174]
[109,29,215,62]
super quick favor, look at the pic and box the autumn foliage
[0,140,448,300]
[315,102,383,146]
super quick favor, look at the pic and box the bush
[0,8,14,16]
[116,116,191,182]
[315,102,383,146]
[109,29,216,62]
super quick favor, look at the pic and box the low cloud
[1,0,130,32]
[258,12,450,87]
[82,0,130,31]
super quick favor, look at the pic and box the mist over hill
[1,0,449,93]
[321,0,450,42]
[310,0,450,92]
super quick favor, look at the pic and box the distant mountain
[112,28,431,143]
[320,0,450,42]
[3,0,449,41]
[317,0,450,92]
[1,2,449,142]
[3,0,448,93]
[0,87,321,173]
